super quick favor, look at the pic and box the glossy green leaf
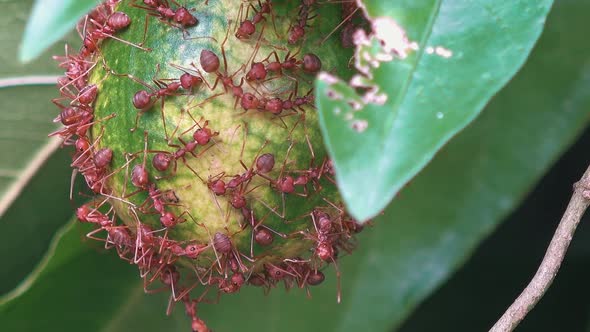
[0,0,83,295]
[2,1,588,331]
[316,0,553,221]
[19,0,97,63]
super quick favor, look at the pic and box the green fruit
[59,0,360,327]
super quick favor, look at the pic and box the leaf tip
[18,43,40,64]
[342,188,390,224]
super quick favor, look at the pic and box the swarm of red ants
[51,0,368,331]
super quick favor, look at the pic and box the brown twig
[489,165,590,332]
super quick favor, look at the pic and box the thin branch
[0,137,62,218]
[489,165,590,332]
[0,75,60,89]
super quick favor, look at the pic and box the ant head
[133,90,152,109]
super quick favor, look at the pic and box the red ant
[130,131,151,189]
[320,197,364,251]
[288,0,317,44]
[254,142,297,219]
[203,271,246,295]
[68,128,141,203]
[151,119,218,177]
[201,23,284,113]
[124,134,187,228]
[256,129,324,220]
[76,203,113,228]
[246,50,322,82]
[214,231,253,274]
[182,297,210,332]
[53,45,97,90]
[129,207,185,271]
[127,172,179,230]
[79,203,135,261]
[88,224,135,261]
[305,269,325,286]
[54,83,99,107]
[144,184,186,228]
[234,0,277,39]
[316,0,361,47]
[240,86,315,117]
[226,138,274,202]
[132,209,207,273]
[206,172,228,196]
[112,116,214,181]
[168,62,207,91]
[71,136,93,171]
[126,66,188,141]
[52,104,92,127]
[240,206,287,257]
[131,218,163,270]
[203,128,267,204]
[76,84,99,105]
[285,129,333,196]
[75,145,114,195]
[264,262,299,288]
[199,22,254,102]
[280,259,325,298]
[289,209,343,302]
[82,0,113,31]
[79,10,150,54]
[132,0,198,29]
[199,47,245,104]
[247,272,270,288]
[50,111,115,148]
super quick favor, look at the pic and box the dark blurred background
[399,127,590,331]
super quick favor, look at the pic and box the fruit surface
[88,0,351,269]
[55,0,362,328]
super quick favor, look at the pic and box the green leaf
[0,0,84,295]
[316,0,553,221]
[0,148,83,295]
[0,77,76,298]
[2,1,588,331]
[0,220,140,330]
[19,0,97,63]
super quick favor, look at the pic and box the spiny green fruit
[54,0,363,329]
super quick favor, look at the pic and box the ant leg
[246,23,266,67]
[261,50,281,67]
[85,227,108,244]
[131,108,148,133]
[329,256,342,303]
[220,21,233,76]
[104,32,152,51]
[167,106,188,143]
[256,195,285,219]
[201,222,223,271]
[319,2,359,45]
